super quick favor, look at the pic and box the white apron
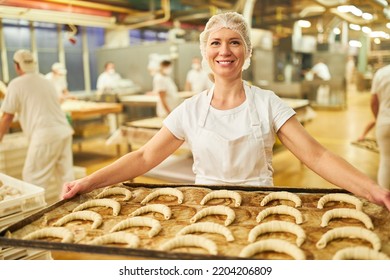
[192,85,273,186]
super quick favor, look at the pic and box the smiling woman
[61,12,390,214]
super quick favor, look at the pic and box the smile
[217,60,235,65]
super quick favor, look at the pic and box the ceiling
[0,0,389,40]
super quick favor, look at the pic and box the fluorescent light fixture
[0,6,116,28]
[333,27,341,34]
[337,5,363,16]
[362,13,373,20]
[370,31,390,39]
[349,40,362,47]
[362,26,372,33]
[349,23,361,31]
[297,20,311,28]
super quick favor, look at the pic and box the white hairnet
[199,12,252,78]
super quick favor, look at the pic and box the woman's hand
[61,177,94,200]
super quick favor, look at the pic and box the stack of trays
[0,173,50,260]
[0,133,29,179]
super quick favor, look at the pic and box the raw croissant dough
[141,188,184,205]
[89,232,139,248]
[176,222,234,241]
[316,226,381,251]
[239,239,306,260]
[160,234,218,255]
[53,210,103,229]
[23,227,74,243]
[200,190,242,207]
[129,204,172,220]
[110,216,162,238]
[320,208,374,229]
[95,186,132,201]
[317,193,363,211]
[260,191,302,207]
[190,205,235,226]
[72,198,121,216]
[332,246,390,260]
[256,205,303,224]
[248,220,306,246]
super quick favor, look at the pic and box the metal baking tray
[0,183,388,260]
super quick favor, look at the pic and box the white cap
[13,49,37,73]
[51,62,67,75]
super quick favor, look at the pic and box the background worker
[185,56,212,94]
[45,62,76,103]
[0,49,74,196]
[153,60,182,117]
[96,61,122,97]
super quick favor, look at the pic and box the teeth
[218,61,233,64]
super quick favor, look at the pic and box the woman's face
[206,27,245,80]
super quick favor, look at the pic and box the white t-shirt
[163,84,296,182]
[45,72,68,98]
[311,62,331,81]
[153,73,182,117]
[371,64,390,126]
[186,69,212,94]
[96,71,122,93]
[1,73,73,144]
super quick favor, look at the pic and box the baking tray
[0,183,389,260]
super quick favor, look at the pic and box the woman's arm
[62,126,184,199]
[277,116,390,211]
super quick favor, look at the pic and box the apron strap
[247,85,262,140]
[198,85,214,128]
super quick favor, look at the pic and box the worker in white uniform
[371,64,390,188]
[153,60,182,117]
[96,61,122,96]
[96,61,122,133]
[309,59,331,105]
[45,62,76,103]
[62,12,390,212]
[185,56,212,94]
[0,49,74,196]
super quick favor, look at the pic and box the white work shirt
[371,64,390,126]
[164,83,296,186]
[311,62,331,81]
[186,69,212,94]
[96,71,121,93]
[153,73,182,117]
[1,73,73,144]
[45,72,68,98]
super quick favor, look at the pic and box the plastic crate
[0,173,46,218]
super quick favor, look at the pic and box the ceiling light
[337,5,363,16]
[386,22,390,29]
[297,20,311,28]
[349,40,362,47]
[370,31,390,39]
[333,27,341,34]
[362,13,373,20]
[362,26,372,33]
[374,38,381,44]
[349,24,361,30]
